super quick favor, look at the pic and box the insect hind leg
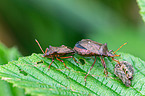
[85,56,97,85]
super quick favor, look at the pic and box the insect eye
[79,59,85,65]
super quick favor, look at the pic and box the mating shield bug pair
[114,61,134,87]
[36,39,128,84]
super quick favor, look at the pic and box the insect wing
[79,39,100,54]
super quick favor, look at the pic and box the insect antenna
[35,39,44,54]
[113,42,128,54]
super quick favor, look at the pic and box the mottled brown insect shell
[114,61,134,87]
[43,45,75,58]
[73,39,114,57]
[73,39,120,84]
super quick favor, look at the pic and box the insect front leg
[56,58,69,69]
[48,58,54,70]
[112,57,120,66]
[99,56,108,77]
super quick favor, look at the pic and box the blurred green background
[0,0,145,60]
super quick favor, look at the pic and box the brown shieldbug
[73,39,127,82]
[114,61,134,87]
[35,39,77,69]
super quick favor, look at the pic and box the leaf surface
[137,0,145,22]
[0,43,26,96]
[0,52,144,95]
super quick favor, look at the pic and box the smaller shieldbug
[114,61,134,87]
[35,39,77,69]
[73,39,127,83]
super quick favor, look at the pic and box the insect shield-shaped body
[73,39,126,83]
[114,61,134,87]
[35,39,77,69]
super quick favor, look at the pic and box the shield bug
[73,39,127,82]
[114,61,134,87]
[35,39,77,69]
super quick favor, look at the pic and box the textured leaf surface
[137,0,145,22]
[0,52,144,96]
[0,43,26,96]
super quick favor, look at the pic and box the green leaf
[0,42,26,96]
[0,52,144,95]
[0,43,21,65]
[137,0,145,22]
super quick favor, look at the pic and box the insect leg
[99,56,108,77]
[84,56,97,84]
[112,57,120,66]
[48,58,54,70]
[56,58,69,69]
[60,56,79,63]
